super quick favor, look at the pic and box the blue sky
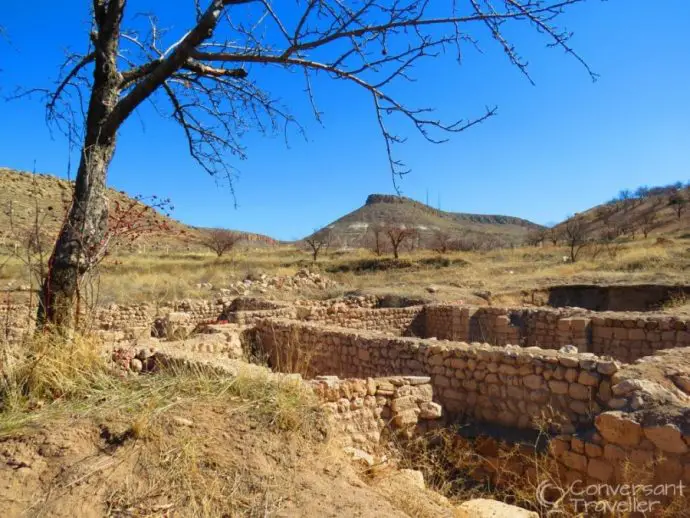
[1,1,689,240]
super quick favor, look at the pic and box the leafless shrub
[563,216,591,262]
[367,223,387,257]
[640,211,657,238]
[548,227,561,246]
[304,228,332,263]
[199,229,243,257]
[384,223,417,260]
[526,228,546,247]
[431,230,454,254]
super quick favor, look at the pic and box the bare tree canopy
[563,215,590,262]
[384,223,417,259]
[304,228,332,263]
[21,0,594,330]
[200,229,243,257]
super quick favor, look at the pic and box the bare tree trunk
[37,3,123,330]
[36,145,113,329]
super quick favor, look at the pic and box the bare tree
[548,227,561,246]
[200,229,243,257]
[596,225,623,260]
[384,223,416,260]
[23,1,594,329]
[617,189,635,212]
[563,216,590,263]
[367,223,386,257]
[304,228,332,263]
[431,229,454,254]
[669,191,687,220]
[640,211,656,238]
[526,228,546,247]
[595,203,618,225]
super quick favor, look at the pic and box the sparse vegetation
[199,228,243,257]
[303,228,332,263]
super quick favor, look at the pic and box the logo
[535,479,685,516]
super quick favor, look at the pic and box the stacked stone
[591,314,690,362]
[255,318,620,433]
[424,343,618,433]
[488,313,521,346]
[228,307,297,325]
[309,375,442,448]
[303,306,424,336]
[551,410,690,487]
[554,317,590,350]
[423,304,465,341]
[423,305,690,362]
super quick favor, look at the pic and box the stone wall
[424,305,588,349]
[254,318,619,433]
[308,375,442,450]
[301,306,425,336]
[590,314,690,363]
[424,305,690,362]
[302,336,690,502]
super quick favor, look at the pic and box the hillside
[0,168,276,253]
[553,183,690,241]
[309,194,542,250]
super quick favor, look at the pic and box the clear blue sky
[1,1,688,240]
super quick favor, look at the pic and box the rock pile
[216,268,339,296]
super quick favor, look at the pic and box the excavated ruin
[3,292,690,507]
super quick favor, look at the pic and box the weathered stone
[548,380,569,395]
[587,458,613,482]
[418,401,443,419]
[643,424,688,454]
[585,443,603,458]
[568,383,591,401]
[595,412,642,447]
[561,451,587,472]
[523,374,544,390]
[578,370,600,387]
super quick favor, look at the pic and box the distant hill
[0,167,277,253]
[553,182,690,240]
[308,194,543,250]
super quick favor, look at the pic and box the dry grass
[389,428,689,518]
[2,236,688,307]
[0,334,333,517]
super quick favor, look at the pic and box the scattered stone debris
[214,268,339,296]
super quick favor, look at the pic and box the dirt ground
[0,388,454,518]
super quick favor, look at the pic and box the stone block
[595,412,642,447]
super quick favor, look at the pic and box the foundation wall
[424,305,690,362]
[255,318,620,434]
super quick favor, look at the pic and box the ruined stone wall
[308,375,442,450]
[424,304,690,362]
[255,318,619,433]
[550,361,690,490]
[590,314,690,363]
[551,410,690,488]
[424,305,586,349]
[301,306,425,336]
[0,297,293,343]
[303,342,690,498]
